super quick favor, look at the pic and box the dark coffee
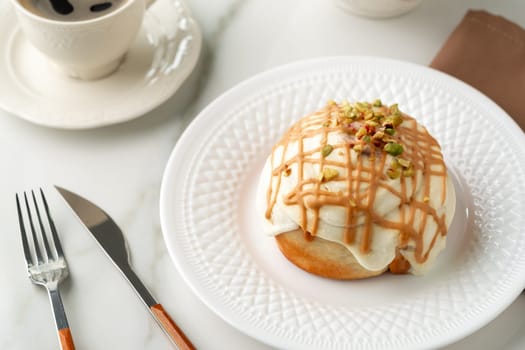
[49,0,73,15]
[20,0,125,21]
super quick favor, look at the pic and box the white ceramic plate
[160,57,525,350]
[0,0,201,129]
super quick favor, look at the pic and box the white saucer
[0,0,201,129]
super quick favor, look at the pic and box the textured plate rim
[160,56,525,350]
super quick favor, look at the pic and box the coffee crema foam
[19,0,125,21]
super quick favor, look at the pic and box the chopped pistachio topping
[384,127,395,135]
[391,114,403,126]
[356,127,367,139]
[320,167,339,182]
[383,115,403,128]
[397,158,411,168]
[386,156,415,178]
[390,158,400,170]
[365,120,379,128]
[341,101,352,116]
[390,158,400,169]
[403,167,415,177]
[389,103,400,115]
[329,100,409,158]
[356,102,368,110]
[321,144,334,157]
[384,142,404,156]
[373,110,384,118]
[387,168,401,179]
[372,131,384,140]
[364,111,374,120]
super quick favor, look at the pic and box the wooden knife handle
[58,328,75,350]
[150,304,195,350]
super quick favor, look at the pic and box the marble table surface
[1,0,524,349]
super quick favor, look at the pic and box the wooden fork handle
[150,304,195,350]
[58,328,75,350]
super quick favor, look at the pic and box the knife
[55,186,195,350]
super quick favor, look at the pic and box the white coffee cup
[10,0,154,80]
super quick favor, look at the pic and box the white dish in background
[0,0,201,129]
[160,56,525,350]
[334,0,422,18]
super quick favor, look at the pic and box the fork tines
[16,188,75,349]
[16,189,65,267]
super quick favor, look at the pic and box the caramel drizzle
[265,103,449,264]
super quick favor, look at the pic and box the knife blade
[55,186,195,350]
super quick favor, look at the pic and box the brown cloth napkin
[430,10,525,131]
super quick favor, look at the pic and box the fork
[16,189,75,350]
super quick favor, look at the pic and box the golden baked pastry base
[275,229,391,280]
